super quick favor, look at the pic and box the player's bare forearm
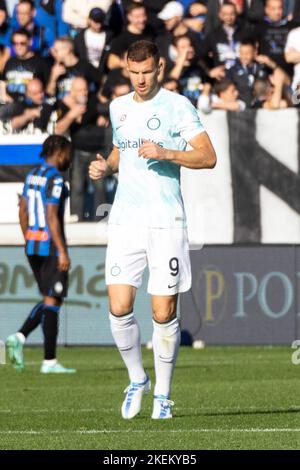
[167,147,216,169]
[106,146,120,175]
[46,204,68,255]
[19,197,28,240]
[139,132,217,169]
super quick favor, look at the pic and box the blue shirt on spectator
[11,4,56,56]
[0,23,12,47]
[34,0,69,39]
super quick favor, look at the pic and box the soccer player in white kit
[89,40,216,419]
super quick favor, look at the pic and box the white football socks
[152,317,180,398]
[109,312,147,384]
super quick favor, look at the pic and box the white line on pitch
[1,429,300,435]
[0,409,116,413]
[1,405,300,414]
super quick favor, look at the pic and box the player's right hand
[58,251,71,272]
[89,154,108,180]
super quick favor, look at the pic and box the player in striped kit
[6,135,76,374]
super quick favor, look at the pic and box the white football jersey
[109,88,205,228]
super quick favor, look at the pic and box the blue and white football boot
[121,376,151,419]
[151,395,174,419]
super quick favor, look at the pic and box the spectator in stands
[162,76,180,92]
[290,0,300,25]
[201,2,249,72]
[110,80,131,100]
[167,34,207,105]
[0,1,12,47]
[204,0,227,34]
[183,1,207,38]
[107,3,154,70]
[285,25,300,90]
[62,0,113,36]
[156,1,202,68]
[252,68,291,108]
[131,0,166,35]
[254,0,295,80]
[5,78,55,133]
[288,0,300,24]
[0,43,9,75]
[74,8,113,75]
[55,76,108,221]
[251,0,266,20]
[204,0,264,36]
[99,78,132,134]
[100,67,131,103]
[12,0,55,56]
[198,79,246,113]
[2,29,49,101]
[34,0,70,39]
[226,40,273,107]
[0,3,10,76]
[97,78,132,127]
[5,1,18,18]
[47,37,100,100]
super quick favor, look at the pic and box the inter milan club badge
[147,116,161,130]
[120,114,126,122]
[111,264,121,276]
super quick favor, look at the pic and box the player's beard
[135,81,159,100]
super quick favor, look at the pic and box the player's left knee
[152,310,177,324]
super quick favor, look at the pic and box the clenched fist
[89,154,108,180]
[138,140,171,161]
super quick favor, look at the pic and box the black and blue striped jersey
[22,163,68,256]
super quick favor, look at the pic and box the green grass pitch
[1,346,300,450]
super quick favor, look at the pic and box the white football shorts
[105,224,192,295]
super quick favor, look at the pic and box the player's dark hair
[41,135,71,160]
[127,40,160,66]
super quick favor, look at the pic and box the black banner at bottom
[0,450,299,464]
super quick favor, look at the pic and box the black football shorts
[27,255,68,298]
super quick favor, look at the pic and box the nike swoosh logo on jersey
[116,124,124,130]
